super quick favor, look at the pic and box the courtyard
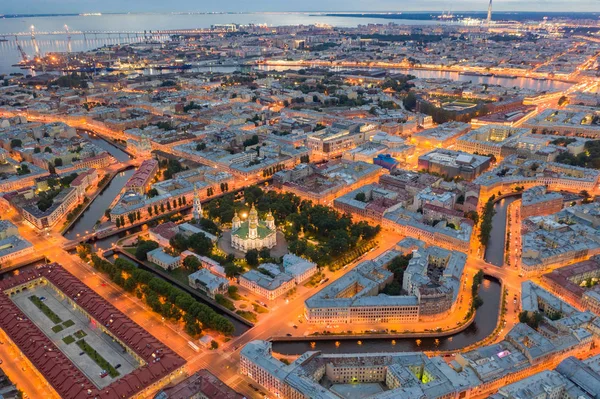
[11,283,140,389]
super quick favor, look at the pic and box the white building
[147,248,181,270]
[231,205,276,253]
[188,269,229,299]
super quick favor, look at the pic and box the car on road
[293,325,298,329]
[115,364,121,369]
[286,333,292,337]
[79,352,84,356]
[39,297,46,301]
[100,370,108,378]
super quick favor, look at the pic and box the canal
[64,130,134,240]
[64,168,135,241]
[79,131,131,162]
[484,195,521,267]
[111,253,251,336]
[271,276,501,355]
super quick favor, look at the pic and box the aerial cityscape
[0,2,599,399]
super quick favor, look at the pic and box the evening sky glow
[1,0,598,14]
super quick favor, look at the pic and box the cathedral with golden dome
[231,205,277,253]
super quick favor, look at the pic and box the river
[484,195,520,267]
[271,276,501,355]
[257,65,573,92]
[64,131,132,240]
[0,13,447,75]
[0,13,575,94]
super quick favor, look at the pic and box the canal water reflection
[484,196,520,267]
[271,277,501,355]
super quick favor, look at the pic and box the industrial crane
[14,36,28,63]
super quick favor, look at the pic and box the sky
[1,0,598,14]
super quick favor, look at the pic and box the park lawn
[76,339,119,378]
[63,319,75,328]
[236,310,258,323]
[252,303,268,314]
[51,325,64,333]
[146,261,190,286]
[74,330,87,339]
[215,295,236,311]
[29,296,62,324]
[62,335,75,345]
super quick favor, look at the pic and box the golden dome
[266,210,275,221]
[249,204,258,217]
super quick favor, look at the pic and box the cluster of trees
[154,121,176,131]
[262,164,285,178]
[471,270,485,309]
[182,255,201,272]
[183,101,203,113]
[478,195,496,247]
[36,188,61,212]
[246,114,261,126]
[555,140,600,169]
[360,33,444,44]
[161,159,186,180]
[65,199,88,223]
[243,134,259,148]
[415,99,491,124]
[307,42,339,52]
[220,182,230,193]
[558,95,570,107]
[403,92,418,111]
[355,192,367,202]
[10,139,22,149]
[52,73,88,88]
[381,76,416,93]
[135,240,159,261]
[300,155,310,164]
[16,164,30,176]
[196,218,220,235]
[195,142,207,151]
[465,210,480,226]
[381,254,413,295]
[117,197,188,227]
[550,137,577,146]
[205,186,380,267]
[519,311,544,329]
[169,232,213,257]
[44,172,78,189]
[90,255,234,336]
[244,247,272,268]
[77,243,92,261]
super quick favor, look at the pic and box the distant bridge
[1,29,229,40]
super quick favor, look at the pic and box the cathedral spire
[193,183,202,220]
